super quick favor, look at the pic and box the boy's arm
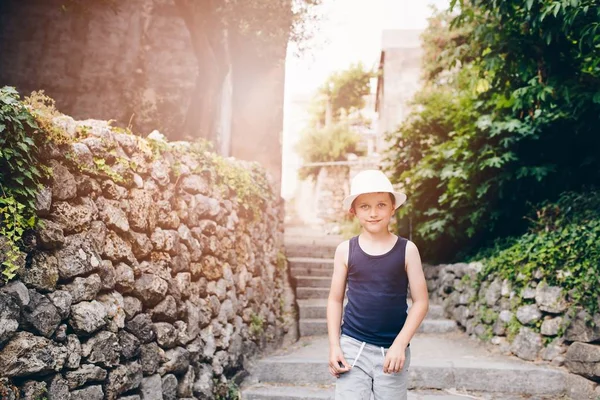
[327,240,351,376]
[327,240,349,346]
[395,240,429,347]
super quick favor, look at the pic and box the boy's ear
[348,207,356,216]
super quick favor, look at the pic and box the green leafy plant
[249,312,264,338]
[211,156,270,220]
[309,62,374,125]
[474,191,600,316]
[295,63,372,180]
[93,157,125,183]
[0,87,49,281]
[477,306,498,325]
[476,324,493,341]
[295,122,362,179]
[385,2,600,262]
[506,316,522,343]
[276,251,287,271]
[214,379,241,400]
[24,90,73,144]
[180,139,272,221]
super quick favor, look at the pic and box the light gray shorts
[335,334,411,400]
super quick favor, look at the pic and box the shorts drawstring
[381,347,385,359]
[352,341,366,368]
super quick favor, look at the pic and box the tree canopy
[385,1,600,262]
[296,63,372,179]
[309,62,373,126]
[168,0,322,141]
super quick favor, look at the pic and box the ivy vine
[0,87,49,281]
[472,190,600,317]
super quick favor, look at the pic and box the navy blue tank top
[341,235,409,347]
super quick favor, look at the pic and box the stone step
[297,287,330,300]
[296,276,332,288]
[249,334,569,397]
[284,230,342,247]
[299,319,457,337]
[298,299,335,319]
[414,319,457,334]
[241,384,526,400]
[291,267,332,277]
[298,300,445,320]
[425,304,444,319]
[242,384,334,400]
[288,257,334,270]
[286,244,338,258]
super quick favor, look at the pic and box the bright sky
[281,0,449,199]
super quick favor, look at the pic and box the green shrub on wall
[472,191,600,315]
[181,140,272,221]
[0,87,50,281]
[385,2,600,263]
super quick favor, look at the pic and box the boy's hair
[350,192,396,211]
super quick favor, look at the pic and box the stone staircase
[292,256,458,337]
[240,228,576,400]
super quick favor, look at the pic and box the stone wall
[425,263,600,396]
[0,0,193,139]
[0,117,296,399]
[294,159,385,227]
[315,166,350,223]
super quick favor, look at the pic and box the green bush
[385,2,600,262]
[472,191,600,315]
[295,122,362,179]
[214,379,241,400]
[0,87,50,281]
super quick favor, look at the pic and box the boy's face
[350,192,395,234]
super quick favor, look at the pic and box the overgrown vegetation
[472,191,600,315]
[0,87,49,281]
[295,123,362,179]
[276,251,287,271]
[308,62,374,126]
[296,63,372,179]
[211,156,271,220]
[214,379,241,400]
[385,1,600,263]
[183,140,272,221]
[249,313,264,338]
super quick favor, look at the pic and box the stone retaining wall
[305,158,381,226]
[0,117,296,399]
[315,166,350,223]
[425,263,599,393]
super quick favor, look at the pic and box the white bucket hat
[343,169,407,211]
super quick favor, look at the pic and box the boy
[327,169,429,400]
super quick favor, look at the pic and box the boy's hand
[328,345,351,378]
[383,342,406,374]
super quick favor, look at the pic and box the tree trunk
[228,7,292,192]
[173,0,230,141]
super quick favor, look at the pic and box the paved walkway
[243,332,567,399]
[240,225,577,400]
